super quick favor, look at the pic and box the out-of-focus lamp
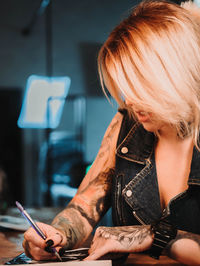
[17,75,70,129]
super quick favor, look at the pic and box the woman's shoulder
[104,111,124,139]
[117,108,138,131]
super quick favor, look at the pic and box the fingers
[24,225,45,249]
[23,239,57,261]
[45,232,64,247]
[85,235,111,260]
[23,240,33,259]
[23,222,66,261]
[86,245,108,260]
[84,226,121,261]
[24,222,65,247]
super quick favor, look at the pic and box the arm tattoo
[52,169,115,247]
[97,118,119,159]
[50,114,120,248]
[97,226,152,249]
[67,169,115,226]
[52,216,79,249]
[66,203,96,227]
[78,168,114,195]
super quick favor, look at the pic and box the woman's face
[126,99,165,133]
[135,111,165,132]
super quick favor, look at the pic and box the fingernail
[46,239,54,247]
[59,248,65,256]
[45,246,53,253]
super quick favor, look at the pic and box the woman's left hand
[84,225,153,260]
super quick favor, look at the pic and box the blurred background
[0,0,136,210]
[0,0,183,214]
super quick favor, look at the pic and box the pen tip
[55,251,62,261]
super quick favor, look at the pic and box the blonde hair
[98,0,200,149]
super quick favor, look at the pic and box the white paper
[29,261,112,266]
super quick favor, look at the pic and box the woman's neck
[157,124,193,148]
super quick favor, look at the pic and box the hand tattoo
[96,225,152,249]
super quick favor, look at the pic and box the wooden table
[0,208,184,265]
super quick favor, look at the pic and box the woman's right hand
[23,222,67,261]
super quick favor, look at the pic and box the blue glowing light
[17,75,71,129]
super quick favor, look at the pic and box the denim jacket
[112,110,200,234]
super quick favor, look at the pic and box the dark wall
[0,89,23,204]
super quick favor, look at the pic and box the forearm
[87,225,200,265]
[51,205,89,249]
[115,226,200,265]
[166,230,200,265]
[85,225,154,260]
[51,168,114,249]
[51,113,121,250]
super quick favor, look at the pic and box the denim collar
[188,147,200,185]
[116,122,155,164]
[116,121,200,185]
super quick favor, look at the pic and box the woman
[23,1,200,264]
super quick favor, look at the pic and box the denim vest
[112,110,200,234]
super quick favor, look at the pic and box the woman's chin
[140,121,159,132]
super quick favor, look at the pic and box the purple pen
[16,201,62,261]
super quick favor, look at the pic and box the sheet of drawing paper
[4,252,112,266]
[29,261,112,265]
